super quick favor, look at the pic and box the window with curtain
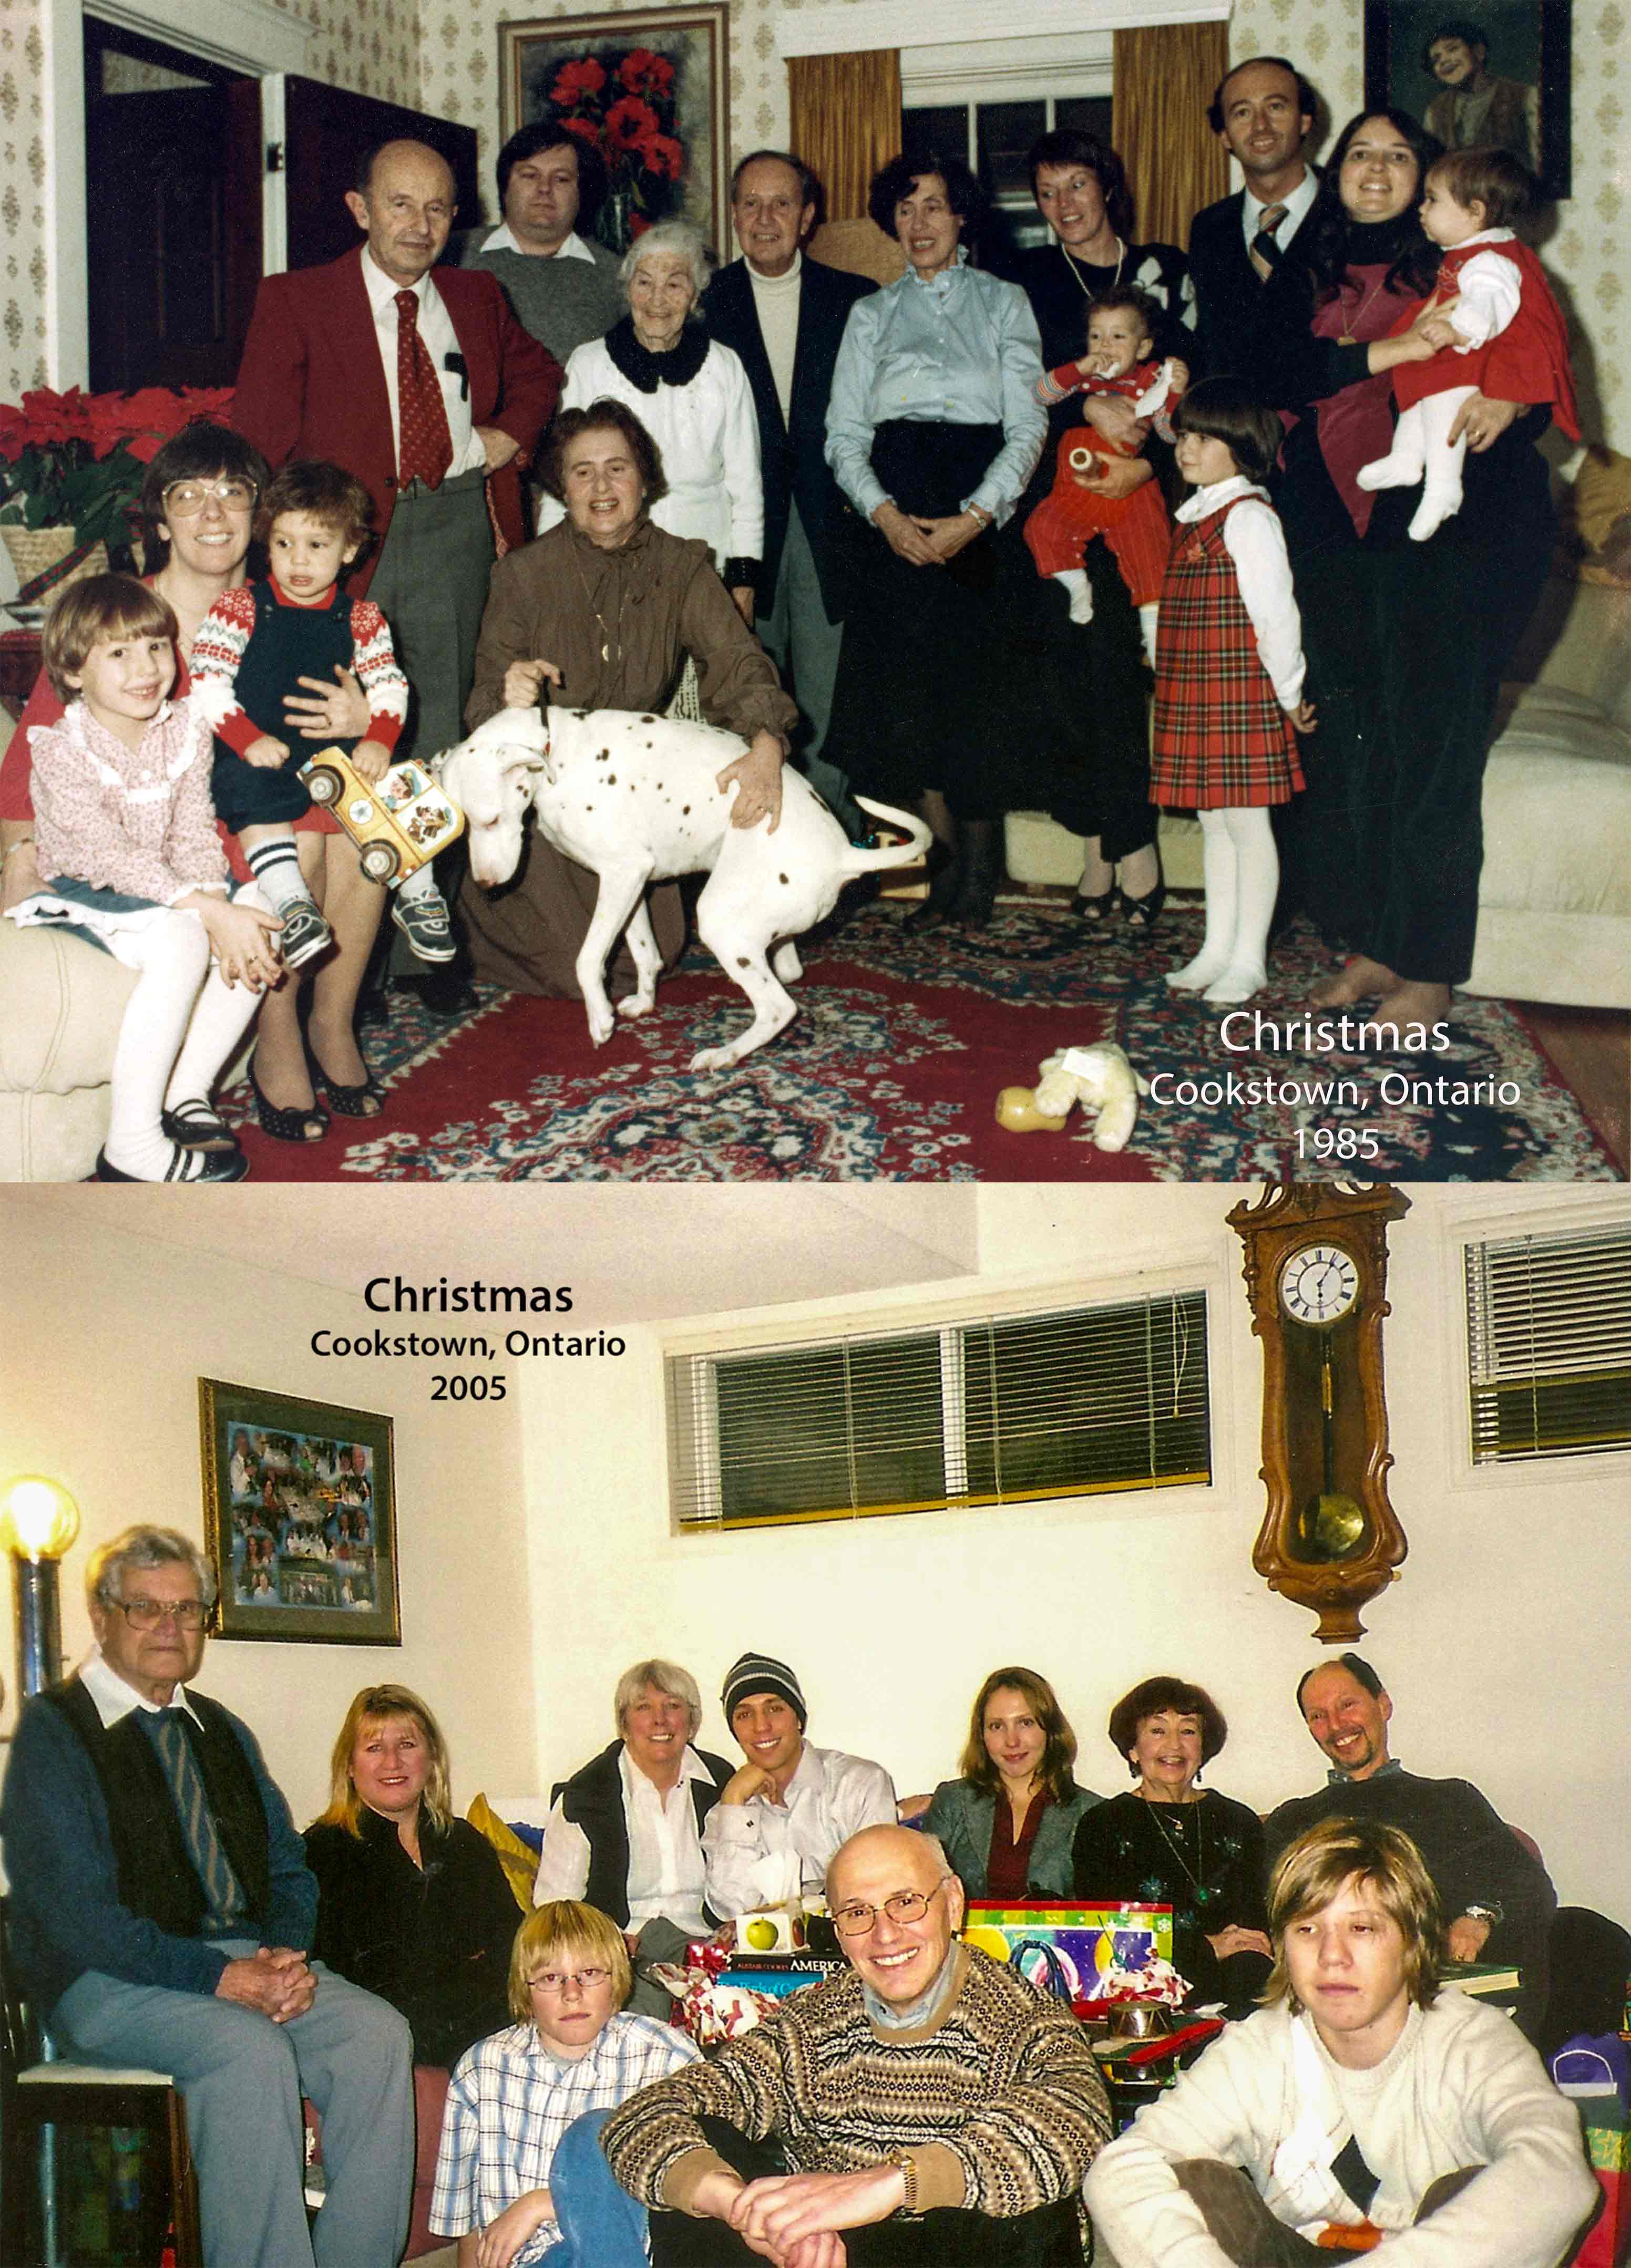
[1464,1221,1631,1466]
[666,1290,1211,1531]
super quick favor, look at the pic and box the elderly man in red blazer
[233,139,562,770]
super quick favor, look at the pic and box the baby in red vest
[1357,148,1578,542]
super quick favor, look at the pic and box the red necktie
[395,289,453,489]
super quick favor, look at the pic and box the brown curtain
[788,49,902,223]
[1112,21,1229,251]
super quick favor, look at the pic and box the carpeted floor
[220,895,1625,1183]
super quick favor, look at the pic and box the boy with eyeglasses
[428,1899,699,2266]
[578,1824,1110,2265]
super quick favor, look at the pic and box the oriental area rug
[219,896,1622,1184]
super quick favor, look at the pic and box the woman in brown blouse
[458,398,797,997]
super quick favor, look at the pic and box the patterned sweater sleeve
[916,1986,1113,2215]
[599,2011,795,2210]
[349,599,408,751]
[188,585,271,758]
[1035,359,1089,407]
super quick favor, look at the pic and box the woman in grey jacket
[925,1666,1100,1900]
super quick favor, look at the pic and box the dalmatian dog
[439,705,932,1072]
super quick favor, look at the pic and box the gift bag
[1552,2036,1630,2268]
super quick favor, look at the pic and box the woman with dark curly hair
[1071,1674,1270,2015]
[458,398,796,997]
[823,151,1045,926]
[925,1666,1101,1900]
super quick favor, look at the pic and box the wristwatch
[1461,1901,1503,1927]
[893,2153,918,2214]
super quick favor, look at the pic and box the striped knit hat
[721,1650,807,1728]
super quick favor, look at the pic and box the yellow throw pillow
[467,1792,537,1914]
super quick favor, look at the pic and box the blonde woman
[304,1683,521,2066]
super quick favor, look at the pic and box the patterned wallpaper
[0,0,1622,439]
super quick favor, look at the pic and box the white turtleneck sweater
[745,250,802,424]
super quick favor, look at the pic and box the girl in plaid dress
[1153,380,1316,1004]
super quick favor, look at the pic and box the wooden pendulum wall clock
[1226,1184,1412,1643]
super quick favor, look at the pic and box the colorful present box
[962,1902,1173,2001]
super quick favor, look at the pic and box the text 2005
[430,1375,508,1401]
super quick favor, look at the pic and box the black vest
[46,1679,273,1939]
[559,1739,733,1928]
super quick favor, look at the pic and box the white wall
[517,1182,1631,1922]
[0,1200,538,1828]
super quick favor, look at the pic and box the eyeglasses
[830,1883,946,1939]
[113,1599,207,1630]
[527,1966,612,1996]
[161,479,258,517]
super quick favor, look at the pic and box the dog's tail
[839,797,935,875]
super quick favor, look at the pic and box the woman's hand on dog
[502,657,563,709]
[716,731,786,833]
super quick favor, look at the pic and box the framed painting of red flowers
[500,6,730,254]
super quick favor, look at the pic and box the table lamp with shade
[1,1474,81,1700]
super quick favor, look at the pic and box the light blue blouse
[824,249,1047,529]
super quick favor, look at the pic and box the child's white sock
[1166,811,1237,991]
[396,862,447,913]
[104,913,214,1180]
[244,834,318,917]
[1406,390,1475,540]
[164,884,272,1125]
[1202,807,1279,1003]
[1356,399,1430,493]
[1137,603,1160,671]
[1055,569,1093,625]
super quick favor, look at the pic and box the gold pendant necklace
[570,540,624,667]
[1142,1790,1219,1910]
[1337,271,1391,349]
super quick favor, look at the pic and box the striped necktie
[150,1708,247,1930]
[1250,202,1290,282]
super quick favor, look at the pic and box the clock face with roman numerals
[1278,1242,1360,1325]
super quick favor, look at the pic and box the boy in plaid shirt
[429,1899,697,2265]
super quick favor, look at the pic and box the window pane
[901,106,969,170]
[713,1334,947,1522]
[1055,96,1114,146]
[977,100,1047,202]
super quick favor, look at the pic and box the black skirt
[825,421,1039,820]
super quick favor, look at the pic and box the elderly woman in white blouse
[539,221,764,622]
[823,151,1047,927]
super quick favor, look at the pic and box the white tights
[1164,806,1279,1003]
[1355,386,1476,542]
[104,891,266,1180]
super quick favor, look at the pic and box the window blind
[666,1290,1211,1531]
[1464,1222,1631,1465]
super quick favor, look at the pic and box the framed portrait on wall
[499,6,731,254]
[200,1378,400,1645]
[1363,1,1571,201]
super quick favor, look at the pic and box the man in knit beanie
[703,1650,896,1917]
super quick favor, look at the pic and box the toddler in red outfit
[1357,148,1578,542]
[1024,287,1185,666]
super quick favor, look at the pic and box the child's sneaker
[278,901,334,968]
[391,891,457,963]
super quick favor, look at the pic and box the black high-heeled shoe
[1070,885,1116,925]
[1118,879,1166,936]
[249,1052,329,1143]
[306,1037,384,1118]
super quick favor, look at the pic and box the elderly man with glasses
[0,1524,414,2268]
[562,1822,1110,2265]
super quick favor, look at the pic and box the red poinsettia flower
[604,95,659,152]
[618,48,675,96]
[551,57,607,105]
[19,388,95,447]
[637,132,684,182]
[84,393,137,458]
[0,403,30,462]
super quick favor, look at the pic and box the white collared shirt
[1240,168,1320,259]
[534,1744,716,1935]
[701,1740,898,1918]
[79,1642,202,1728]
[359,247,487,479]
[1175,473,1306,710]
[481,222,598,266]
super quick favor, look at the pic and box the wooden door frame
[43,0,313,385]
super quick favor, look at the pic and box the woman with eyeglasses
[303,1682,522,2067]
[0,421,388,1152]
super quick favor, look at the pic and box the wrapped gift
[1553,2037,1631,2268]
[963,1901,1173,2001]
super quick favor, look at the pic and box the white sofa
[1005,568,1631,1012]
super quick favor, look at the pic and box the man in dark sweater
[1263,1654,1555,2040]
[0,1525,413,2268]
[453,120,625,371]
[702,152,876,838]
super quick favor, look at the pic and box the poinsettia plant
[0,385,235,548]
[548,47,686,246]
